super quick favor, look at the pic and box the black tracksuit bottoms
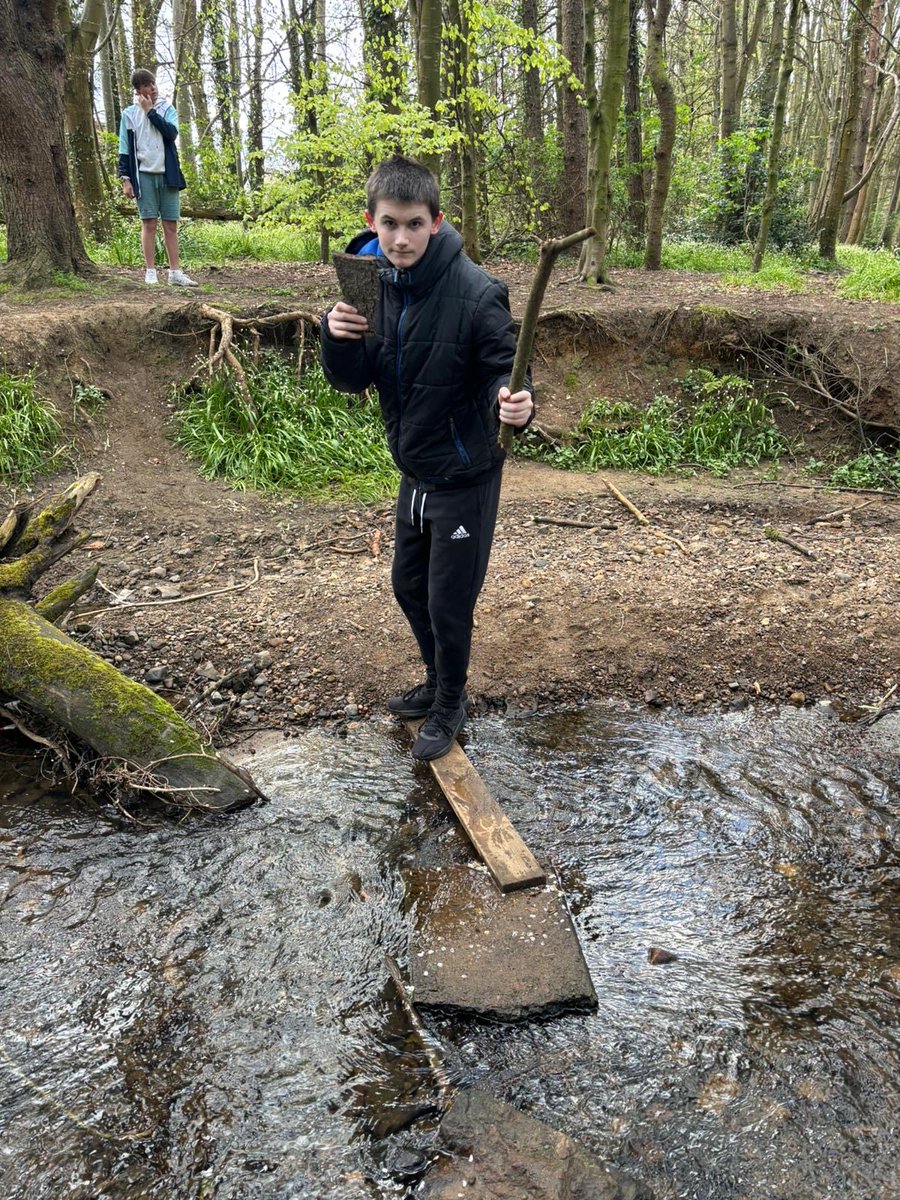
[392,469,503,710]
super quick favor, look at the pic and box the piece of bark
[332,252,380,330]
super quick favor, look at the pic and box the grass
[90,220,320,268]
[0,368,63,484]
[175,355,398,500]
[836,246,900,302]
[520,369,792,477]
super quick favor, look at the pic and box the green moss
[0,598,211,764]
[694,304,737,320]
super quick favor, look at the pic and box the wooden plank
[406,721,546,892]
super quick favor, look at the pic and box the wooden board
[406,721,546,892]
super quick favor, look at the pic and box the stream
[1,702,897,1199]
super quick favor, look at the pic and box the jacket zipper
[395,273,410,409]
[450,418,472,466]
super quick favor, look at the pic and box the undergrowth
[819,448,900,491]
[175,355,397,500]
[90,219,320,268]
[520,370,792,476]
[0,368,63,484]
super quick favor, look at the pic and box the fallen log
[0,474,258,810]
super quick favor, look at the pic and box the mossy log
[0,475,257,810]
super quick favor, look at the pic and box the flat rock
[420,1089,653,1200]
[405,864,597,1019]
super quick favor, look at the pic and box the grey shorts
[137,172,181,221]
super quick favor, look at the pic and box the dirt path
[2,263,898,739]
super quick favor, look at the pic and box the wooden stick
[764,526,817,559]
[806,499,876,525]
[384,954,453,1098]
[75,558,261,619]
[601,476,649,525]
[499,227,595,452]
[531,514,601,529]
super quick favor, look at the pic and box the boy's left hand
[498,386,533,427]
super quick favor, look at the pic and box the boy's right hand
[328,302,370,340]
[122,180,134,199]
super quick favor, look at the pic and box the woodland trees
[4,0,900,286]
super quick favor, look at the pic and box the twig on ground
[734,480,900,499]
[860,682,898,725]
[806,499,876,524]
[531,515,607,529]
[601,476,648,525]
[764,526,817,559]
[74,558,261,619]
[0,705,71,765]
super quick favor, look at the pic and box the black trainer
[387,681,436,717]
[411,703,467,761]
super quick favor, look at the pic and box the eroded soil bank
[1,263,898,740]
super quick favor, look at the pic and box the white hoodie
[122,97,175,173]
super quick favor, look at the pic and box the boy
[320,154,533,761]
[118,69,197,288]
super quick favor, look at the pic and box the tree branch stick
[499,227,595,452]
[601,476,649,524]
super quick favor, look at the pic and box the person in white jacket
[117,68,197,287]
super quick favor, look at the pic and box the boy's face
[136,82,158,104]
[365,202,443,269]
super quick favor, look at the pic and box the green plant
[836,246,900,302]
[0,369,63,484]
[519,369,790,476]
[175,354,398,500]
[828,448,900,490]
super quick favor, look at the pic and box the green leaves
[174,355,398,501]
[0,370,63,485]
[520,370,790,477]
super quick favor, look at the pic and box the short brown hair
[366,155,441,218]
[131,68,156,90]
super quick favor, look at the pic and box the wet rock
[405,865,596,1020]
[648,946,678,965]
[420,1089,653,1199]
[144,666,166,683]
[119,630,141,647]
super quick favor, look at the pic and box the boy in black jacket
[320,155,533,760]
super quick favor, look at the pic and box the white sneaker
[168,269,198,287]
[145,268,158,285]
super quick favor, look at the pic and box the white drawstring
[409,484,428,531]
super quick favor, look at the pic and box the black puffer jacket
[320,222,529,488]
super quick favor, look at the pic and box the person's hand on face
[136,84,158,113]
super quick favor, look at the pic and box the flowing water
[0,703,897,1199]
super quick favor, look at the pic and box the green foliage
[175,355,398,500]
[836,246,900,302]
[519,370,790,476]
[827,448,900,490]
[0,369,63,484]
[90,219,319,267]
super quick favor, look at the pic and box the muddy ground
[1,261,898,743]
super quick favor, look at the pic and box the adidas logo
[450,525,470,540]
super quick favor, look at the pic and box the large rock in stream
[405,864,597,1019]
[420,1089,653,1200]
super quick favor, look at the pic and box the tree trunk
[173,0,197,178]
[752,0,801,269]
[879,152,900,246]
[580,0,629,283]
[446,0,480,259]
[97,0,119,132]
[720,0,739,140]
[819,0,873,260]
[412,0,442,178]
[60,0,110,240]
[842,0,886,241]
[0,476,257,811]
[362,0,404,113]
[247,0,265,191]
[131,0,162,71]
[111,0,131,112]
[0,0,93,286]
[643,0,675,271]
[623,0,646,243]
[521,0,544,229]
[559,0,586,235]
